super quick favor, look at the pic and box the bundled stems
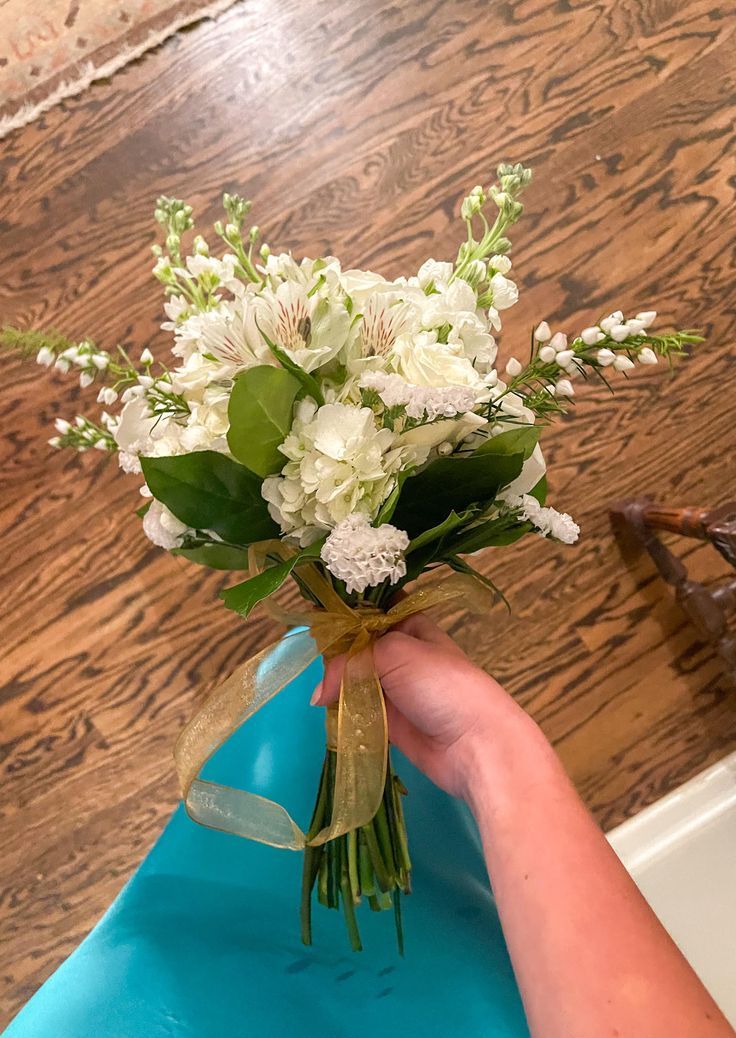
[300,737,411,954]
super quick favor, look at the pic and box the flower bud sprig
[492,311,702,421]
[48,414,116,452]
[453,162,532,286]
[213,192,264,285]
[152,196,213,310]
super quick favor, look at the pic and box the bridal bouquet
[8,163,700,953]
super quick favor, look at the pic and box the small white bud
[613,355,635,372]
[638,347,658,365]
[505,357,523,377]
[79,371,94,388]
[490,254,512,274]
[437,442,453,456]
[625,318,645,335]
[61,346,79,361]
[75,415,86,428]
[54,418,71,434]
[94,438,109,451]
[137,374,154,389]
[54,357,71,373]
[609,324,630,342]
[555,349,575,366]
[580,326,604,346]
[140,348,154,365]
[597,348,616,367]
[36,347,55,367]
[538,345,556,363]
[485,369,499,387]
[91,353,109,370]
[48,436,62,448]
[556,378,575,397]
[97,386,118,405]
[534,321,551,342]
[544,384,556,396]
[599,315,619,334]
[636,310,657,329]
[549,331,568,351]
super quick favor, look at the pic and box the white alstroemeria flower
[262,400,407,544]
[255,280,350,373]
[142,499,190,550]
[170,352,232,398]
[489,272,519,310]
[320,514,409,593]
[172,294,270,368]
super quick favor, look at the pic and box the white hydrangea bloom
[320,514,409,593]
[502,492,580,544]
[142,499,189,550]
[360,370,478,420]
[261,400,407,545]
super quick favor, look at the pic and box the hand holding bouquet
[6,162,700,952]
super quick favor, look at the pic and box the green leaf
[375,468,415,525]
[445,555,510,612]
[220,541,323,618]
[257,323,325,406]
[407,509,473,553]
[475,425,539,460]
[173,542,252,570]
[140,451,278,544]
[135,501,151,519]
[448,518,531,555]
[227,365,301,477]
[392,449,526,536]
[529,474,547,505]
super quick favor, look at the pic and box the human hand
[311,614,535,800]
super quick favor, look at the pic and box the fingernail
[310,683,322,706]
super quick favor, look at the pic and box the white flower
[538,345,556,363]
[609,324,629,342]
[36,347,55,367]
[636,310,656,328]
[360,370,478,421]
[261,400,406,544]
[256,280,351,372]
[490,254,512,275]
[142,499,189,550]
[97,386,118,406]
[556,378,574,396]
[79,372,94,388]
[580,326,604,346]
[549,331,568,352]
[173,296,271,368]
[638,346,658,365]
[119,451,142,474]
[320,514,409,594]
[502,492,580,544]
[416,259,454,291]
[393,333,488,395]
[597,348,616,366]
[489,272,518,310]
[140,348,154,364]
[505,357,523,377]
[555,349,575,367]
[534,321,551,343]
[599,311,623,334]
[54,418,71,434]
[614,355,635,372]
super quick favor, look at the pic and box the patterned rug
[0,0,240,139]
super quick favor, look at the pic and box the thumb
[310,653,346,706]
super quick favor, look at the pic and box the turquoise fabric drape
[4,641,529,1037]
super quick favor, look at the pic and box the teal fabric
[5,633,529,1037]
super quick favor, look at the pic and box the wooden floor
[1,0,735,1022]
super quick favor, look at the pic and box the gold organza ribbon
[174,550,486,851]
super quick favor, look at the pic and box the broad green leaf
[375,468,415,525]
[475,425,539,460]
[447,519,531,555]
[445,554,510,611]
[173,542,252,570]
[227,365,301,477]
[220,541,323,618]
[529,474,547,504]
[392,449,526,536]
[257,323,325,406]
[135,501,151,519]
[141,451,278,544]
[407,509,472,553]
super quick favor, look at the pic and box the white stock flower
[416,259,454,291]
[261,400,406,545]
[320,514,409,594]
[489,272,518,310]
[502,492,580,544]
[142,499,189,550]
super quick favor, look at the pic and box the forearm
[465,712,731,1038]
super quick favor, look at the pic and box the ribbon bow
[174,554,485,851]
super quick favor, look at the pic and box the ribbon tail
[175,627,321,850]
[310,639,388,846]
